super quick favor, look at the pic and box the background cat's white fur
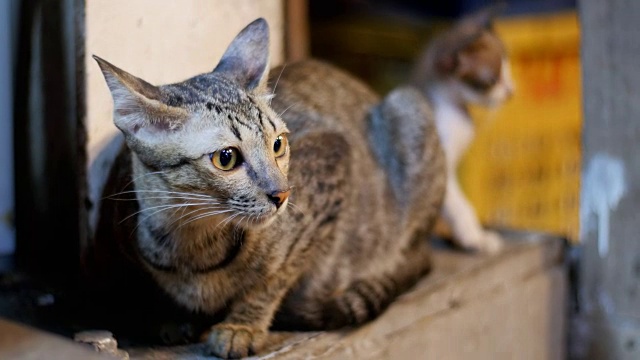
[431,58,514,253]
[460,59,515,107]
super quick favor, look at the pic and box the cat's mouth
[231,202,288,229]
[235,212,277,229]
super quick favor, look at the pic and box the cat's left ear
[213,18,270,93]
[93,55,189,139]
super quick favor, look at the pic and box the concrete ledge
[133,231,567,359]
[0,231,566,359]
[0,318,108,360]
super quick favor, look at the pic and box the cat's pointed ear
[93,55,188,137]
[433,3,506,74]
[462,2,506,30]
[213,18,270,92]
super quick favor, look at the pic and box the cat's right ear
[93,55,188,137]
[213,18,270,93]
[434,3,506,74]
[462,2,506,30]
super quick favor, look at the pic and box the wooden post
[579,0,640,358]
[285,0,310,62]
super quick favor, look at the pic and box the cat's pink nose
[267,189,290,209]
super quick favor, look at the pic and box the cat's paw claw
[205,323,265,359]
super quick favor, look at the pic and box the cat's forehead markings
[161,74,283,141]
[241,96,281,135]
[257,107,277,132]
[161,73,246,106]
[226,113,255,132]
[229,123,243,141]
[245,95,272,132]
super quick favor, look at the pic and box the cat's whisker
[107,191,214,199]
[119,203,180,224]
[119,201,215,224]
[168,206,216,229]
[170,205,227,229]
[245,214,256,228]
[127,203,199,237]
[211,211,237,233]
[262,93,275,102]
[128,204,224,237]
[288,200,302,212]
[168,203,189,221]
[104,194,210,201]
[108,196,223,204]
[179,201,192,218]
[107,189,211,199]
[287,201,305,217]
[118,170,167,192]
[277,104,295,118]
[270,63,287,102]
[192,209,235,223]
[218,211,242,231]
[220,213,238,228]
[175,209,235,230]
[235,215,248,229]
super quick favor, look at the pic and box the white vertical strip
[581,153,627,257]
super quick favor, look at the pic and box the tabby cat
[411,5,515,253]
[88,18,445,358]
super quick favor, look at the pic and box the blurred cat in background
[411,4,515,253]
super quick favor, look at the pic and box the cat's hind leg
[320,237,431,329]
[312,86,445,328]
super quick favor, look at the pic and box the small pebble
[74,330,129,360]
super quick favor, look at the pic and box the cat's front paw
[459,230,504,254]
[477,230,504,253]
[204,323,266,359]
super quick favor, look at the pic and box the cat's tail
[320,237,432,329]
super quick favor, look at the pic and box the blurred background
[0,0,638,359]
[0,0,582,263]
[306,0,581,242]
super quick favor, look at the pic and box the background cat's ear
[461,2,506,30]
[433,2,506,74]
[93,55,188,137]
[213,18,270,92]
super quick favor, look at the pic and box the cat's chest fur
[431,91,475,168]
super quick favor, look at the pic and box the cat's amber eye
[273,134,288,158]
[210,148,242,171]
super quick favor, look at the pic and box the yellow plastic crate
[461,11,581,242]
